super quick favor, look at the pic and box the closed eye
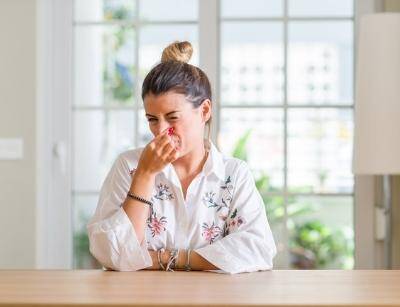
[147,116,179,123]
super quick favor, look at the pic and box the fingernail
[167,127,174,136]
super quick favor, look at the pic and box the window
[219,0,354,269]
[72,0,199,268]
[71,0,355,269]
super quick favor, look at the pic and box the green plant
[289,220,353,269]
[104,3,133,21]
[103,27,135,105]
[230,129,315,224]
[73,212,101,269]
[231,129,252,161]
[230,129,354,269]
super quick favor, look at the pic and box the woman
[87,41,276,274]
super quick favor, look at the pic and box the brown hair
[141,41,213,142]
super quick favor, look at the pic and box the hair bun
[161,41,193,63]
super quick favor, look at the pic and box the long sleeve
[86,153,152,271]
[195,160,277,274]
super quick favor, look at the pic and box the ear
[201,99,212,123]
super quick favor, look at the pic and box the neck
[172,140,209,179]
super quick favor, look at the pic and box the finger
[148,135,164,149]
[158,127,174,140]
[156,136,174,155]
[147,141,156,151]
[153,129,171,147]
[154,128,169,141]
[166,148,179,163]
[161,143,175,161]
[160,140,177,158]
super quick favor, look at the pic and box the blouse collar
[160,138,226,183]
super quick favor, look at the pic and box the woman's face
[143,91,211,156]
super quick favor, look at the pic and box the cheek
[175,124,202,147]
[174,120,194,137]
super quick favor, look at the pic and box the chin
[175,144,190,160]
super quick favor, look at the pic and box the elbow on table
[88,239,151,272]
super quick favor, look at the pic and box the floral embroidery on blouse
[223,208,246,236]
[220,175,233,205]
[147,212,167,237]
[220,176,233,198]
[202,191,219,208]
[201,221,222,244]
[154,182,174,201]
[202,175,234,219]
[218,207,230,222]
[129,168,136,175]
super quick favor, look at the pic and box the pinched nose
[156,126,173,136]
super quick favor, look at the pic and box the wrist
[129,167,156,196]
[161,250,170,268]
[135,166,156,179]
[177,249,187,270]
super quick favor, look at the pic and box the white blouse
[87,139,277,274]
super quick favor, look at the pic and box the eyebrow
[145,111,180,118]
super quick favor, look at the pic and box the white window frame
[36,0,73,268]
[36,0,379,269]
[216,0,362,268]
[353,0,385,269]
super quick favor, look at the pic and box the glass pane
[288,108,354,194]
[288,21,353,105]
[221,0,283,18]
[289,0,353,17]
[140,0,198,21]
[288,196,354,269]
[73,110,135,192]
[221,22,284,105]
[139,25,199,83]
[74,0,135,22]
[74,25,135,106]
[219,108,284,191]
[264,195,287,268]
[72,193,102,269]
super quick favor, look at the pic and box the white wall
[0,0,37,268]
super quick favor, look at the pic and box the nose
[155,123,173,136]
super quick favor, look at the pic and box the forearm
[144,249,219,271]
[185,250,219,271]
[122,169,156,244]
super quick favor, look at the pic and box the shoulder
[115,147,145,174]
[219,152,252,183]
[208,136,250,178]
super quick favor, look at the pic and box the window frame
[36,0,378,269]
[219,0,356,268]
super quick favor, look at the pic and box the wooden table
[1,270,400,306]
